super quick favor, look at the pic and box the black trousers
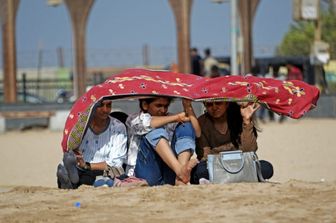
[76,169,104,187]
[75,168,129,188]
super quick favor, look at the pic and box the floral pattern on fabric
[61,68,320,152]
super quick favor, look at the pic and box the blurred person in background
[190,48,203,76]
[286,64,303,81]
[209,65,221,78]
[203,48,219,77]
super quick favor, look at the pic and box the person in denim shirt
[126,97,200,186]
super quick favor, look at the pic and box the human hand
[176,112,190,123]
[202,147,211,159]
[239,102,260,124]
[76,154,85,168]
[211,143,235,153]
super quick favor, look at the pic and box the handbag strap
[219,151,245,174]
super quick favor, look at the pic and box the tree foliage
[322,12,336,59]
[277,11,336,59]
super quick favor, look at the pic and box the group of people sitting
[57,96,273,189]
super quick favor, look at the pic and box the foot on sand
[113,176,148,187]
[175,178,189,186]
[178,159,199,184]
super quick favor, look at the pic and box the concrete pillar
[238,0,259,74]
[64,0,94,99]
[0,0,20,103]
[168,0,193,73]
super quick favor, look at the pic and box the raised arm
[150,112,190,128]
[239,102,260,152]
[239,102,260,124]
[182,99,201,137]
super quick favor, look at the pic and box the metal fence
[0,45,277,69]
[0,77,73,103]
[0,74,107,103]
[0,44,283,103]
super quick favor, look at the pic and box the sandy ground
[0,118,335,222]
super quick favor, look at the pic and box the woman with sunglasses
[191,101,274,183]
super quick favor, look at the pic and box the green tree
[276,22,314,56]
[277,11,336,59]
[322,12,336,59]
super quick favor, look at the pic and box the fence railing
[0,73,106,103]
[0,45,278,69]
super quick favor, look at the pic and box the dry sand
[0,118,335,222]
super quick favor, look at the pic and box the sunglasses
[204,101,226,107]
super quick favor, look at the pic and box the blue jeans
[134,122,195,186]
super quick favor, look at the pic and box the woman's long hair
[227,102,258,148]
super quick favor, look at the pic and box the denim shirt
[125,111,177,176]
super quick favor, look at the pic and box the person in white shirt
[203,48,219,77]
[57,99,128,189]
[126,97,200,186]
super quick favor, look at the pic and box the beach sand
[0,118,335,222]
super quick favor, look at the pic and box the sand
[0,118,335,222]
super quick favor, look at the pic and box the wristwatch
[83,162,91,170]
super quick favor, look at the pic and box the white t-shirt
[79,117,127,168]
[204,56,219,76]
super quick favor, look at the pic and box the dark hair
[204,48,211,56]
[191,47,198,52]
[109,111,128,124]
[139,97,173,112]
[226,102,258,148]
[250,66,260,76]
[210,65,220,78]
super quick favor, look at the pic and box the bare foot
[175,178,187,186]
[177,159,199,184]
